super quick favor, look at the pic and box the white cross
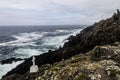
[30,56,38,73]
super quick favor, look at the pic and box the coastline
[2,10,120,80]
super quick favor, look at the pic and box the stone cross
[30,56,38,73]
[32,56,35,65]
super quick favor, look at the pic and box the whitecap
[42,29,83,48]
[0,61,24,79]
[56,30,70,33]
[0,28,83,79]
[14,48,43,58]
[0,32,44,46]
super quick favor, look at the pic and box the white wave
[56,30,70,33]
[0,61,24,79]
[12,32,41,42]
[12,28,82,58]
[0,28,82,58]
[0,29,82,47]
[14,49,43,58]
[43,36,67,47]
[43,29,83,48]
[0,32,44,46]
[0,28,83,79]
[61,29,83,45]
[56,29,82,34]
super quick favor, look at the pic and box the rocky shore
[2,43,120,80]
[0,57,24,64]
[2,10,120,80]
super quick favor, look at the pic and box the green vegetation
[51,67,59,71]
[74,73,89,80]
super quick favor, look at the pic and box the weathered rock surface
[2,10,120,80]
[1,57,24,64]
[2,44,120,80]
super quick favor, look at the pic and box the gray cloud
[0,0,120,25]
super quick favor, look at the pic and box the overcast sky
[0,0,120,25]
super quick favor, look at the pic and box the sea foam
[0,61,24,79]
[0,32,44,46]
[0,28,82,79]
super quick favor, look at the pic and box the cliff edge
[2,9,120,80]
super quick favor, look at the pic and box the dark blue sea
[0,25,84,78]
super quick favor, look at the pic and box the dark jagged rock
[3,48,77,78]
[117,9,120,14]
[90,46,113,61]
[90,45,120,63]
[3,10,120,79]
[63,10,120,55]
[1,57,24,64]
[2,44,120,80]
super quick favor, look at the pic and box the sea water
[0,25,84,78]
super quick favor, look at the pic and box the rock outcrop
[64,9,120,52]
[2,43,120,80]
[1,57,24,64]
[2,9,120,80]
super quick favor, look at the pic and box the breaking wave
[0,27,83,79]
[0,29,82,59]
[0,61,24,79]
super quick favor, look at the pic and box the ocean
[0,25,84,78]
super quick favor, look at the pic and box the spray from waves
[55,30,70,33]
[0,29,81,46]
[0,61,24,79]
[0,28,83,79]
[42,29,82,48]
[0,32,44,46]
[0,29,83,59]
[13,29,82,59]
[14,49,43,58]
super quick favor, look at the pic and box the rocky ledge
[2,43,120,80]
[0,57,24,64]
[2,9,120,80]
